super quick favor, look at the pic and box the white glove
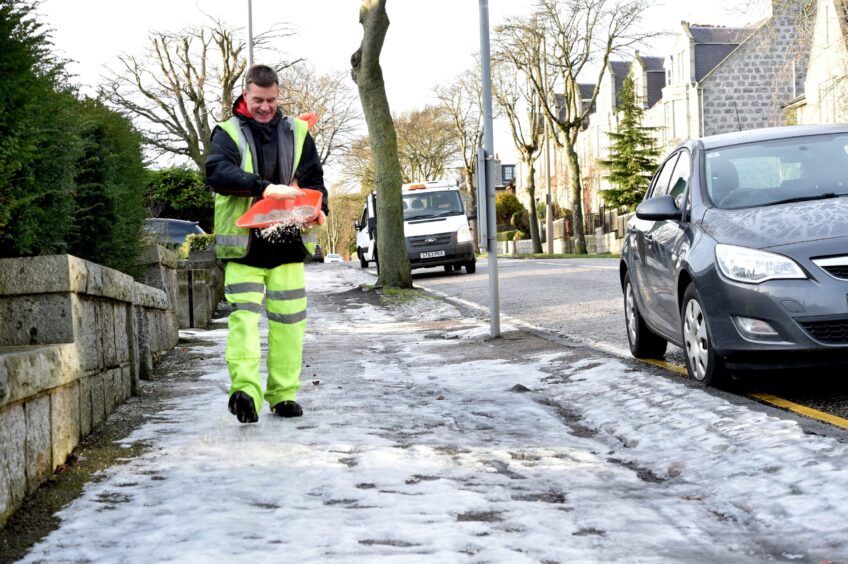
[263,184,304,200]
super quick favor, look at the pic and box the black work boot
[272,400,303,418]
[228,391,258,423]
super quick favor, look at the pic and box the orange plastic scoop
[236,188,323,229]
[298,113,319,129]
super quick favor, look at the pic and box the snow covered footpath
[22,267,848,563]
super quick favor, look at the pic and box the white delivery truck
[354,180,476,273]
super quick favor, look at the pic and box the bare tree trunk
[524,160,543,254]
[351,0,411,289]
[564,141,587,254]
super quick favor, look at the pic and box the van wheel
[358,248,368,268]
[465,261,476,274]
[443,265,453,273]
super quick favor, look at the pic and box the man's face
[244,83,279,124]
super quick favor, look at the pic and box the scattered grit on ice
[21,267,848,563]
[256,206,318,241]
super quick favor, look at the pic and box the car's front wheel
[358,248,368,268]
[465,261,476,274]
[623,272,667,359]
[681,283,727,387]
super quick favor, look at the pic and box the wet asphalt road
[403,257,848,423]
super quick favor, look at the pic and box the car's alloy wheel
[683,299,709,381]
[681,283,727,387]
[623,271,667,359]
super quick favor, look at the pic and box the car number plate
[420,250,446,259]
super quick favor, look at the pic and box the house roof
[689,25,756,44]
[634,53,666,108]
[579,83,595,101]
[694,44,742,81]
[646,71,666,108]
[609,61,632,106]
[687,23,757,82]
[637,55,665,72]
[555,90,596,121]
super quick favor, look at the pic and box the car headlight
[715,244,806,284]
[457,225,472,243]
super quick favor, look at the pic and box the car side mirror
[636,195,682,221]
[354,221,360,230]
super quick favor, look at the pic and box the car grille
[408,233,452,248]
[812,256,848,280]
[798,318,848,345]
[821,265,848,279]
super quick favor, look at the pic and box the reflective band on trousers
[267,288,307,300]
[267,310,307,324]
[231,302,264,314]
[216,234,250,247]
[225,283,265,295]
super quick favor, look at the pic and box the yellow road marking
[638,359,848,430]
[641,358,689,376]
[749,393,848,430]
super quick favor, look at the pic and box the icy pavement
[21,267,848,563]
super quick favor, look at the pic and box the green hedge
[0,1,148,277]
[178,233,216,259]
[145,167,213,233]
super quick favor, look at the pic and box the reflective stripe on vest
[213,115,309,260]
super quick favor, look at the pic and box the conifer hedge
[0,0,147,277]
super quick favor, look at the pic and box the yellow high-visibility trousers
[224,261,307,413]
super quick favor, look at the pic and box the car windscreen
[403,190,464,220]
[167,222,204,239]
[705,133,848,209]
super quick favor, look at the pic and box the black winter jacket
[205,97,327,268]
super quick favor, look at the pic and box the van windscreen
[403,191,464,220]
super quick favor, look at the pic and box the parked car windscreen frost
[705,133,848,209]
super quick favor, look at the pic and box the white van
[355,180,476,273]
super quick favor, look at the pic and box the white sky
[37,0,769,166]
[21,265,848,562]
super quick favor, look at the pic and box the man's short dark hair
[244,65,279,89]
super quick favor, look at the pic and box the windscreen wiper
[767,192,845,206]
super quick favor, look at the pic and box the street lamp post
[247,0,254,68]
[478,0,501,338]
[543,34,553,255]
[545,124,553,255]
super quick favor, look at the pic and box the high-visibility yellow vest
[213,115,309,259]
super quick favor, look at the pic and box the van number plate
[420,250,445,259]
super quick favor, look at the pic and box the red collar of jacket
[234,96,253,119]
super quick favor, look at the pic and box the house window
[501,164,515,183]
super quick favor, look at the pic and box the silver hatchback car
[621,125,848,386]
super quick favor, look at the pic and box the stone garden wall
[0,249,180,526]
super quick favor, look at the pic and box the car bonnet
[701,197,848,249]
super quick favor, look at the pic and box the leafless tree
[319,193,362,256]
[394,106,457,182]
[100,18,299,169]
[492,54,545,253]
[339,135,377,194]
[351,0,411,289]
[278,65,362,167]
[434,66,485,244]
[499,0,655,253]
